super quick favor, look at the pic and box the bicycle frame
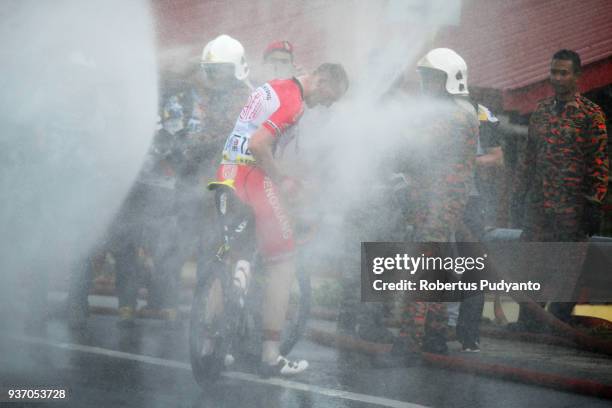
[190,185,311,385]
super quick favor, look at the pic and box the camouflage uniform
[162,82,250,182]
[513,94,608,326]
[397,98,478,352]
[514,93,608,242]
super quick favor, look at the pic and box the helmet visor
[200,62,235,82]
[417,67,447,96]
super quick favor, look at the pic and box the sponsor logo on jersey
[222,164,237,180]
[263,177,292,240]
[239,90,264,122]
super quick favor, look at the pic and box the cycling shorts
[216,164,295,262]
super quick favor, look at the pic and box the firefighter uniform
[514,93,608,242]
[156,79,251,311]
[397,97,478,353]
[513,93,608,327]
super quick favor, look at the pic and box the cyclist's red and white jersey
[221,78,304,165]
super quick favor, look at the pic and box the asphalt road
[1,315,610,408]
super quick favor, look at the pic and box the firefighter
[152,34,253,323]
[392,48,478,361]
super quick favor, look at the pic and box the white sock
[262,340,280,364]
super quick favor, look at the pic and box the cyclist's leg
[261,256,295,363]
[237,167,307,375]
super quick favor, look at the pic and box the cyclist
[212,63,349,377]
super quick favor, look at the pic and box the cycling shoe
[259,356,308,378]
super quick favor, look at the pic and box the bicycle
[189,183,311,386]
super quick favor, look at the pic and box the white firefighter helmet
[201,34,249,81]
[417,48,469,95]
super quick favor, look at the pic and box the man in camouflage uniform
[513,49,608,328]
[153,35,252,319]
[393,48,477,359]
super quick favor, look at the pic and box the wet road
[1,315,610,408]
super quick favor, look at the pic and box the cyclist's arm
[249,126,284,182]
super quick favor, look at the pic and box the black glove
[583,202,602,236]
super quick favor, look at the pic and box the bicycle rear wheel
[189,267,228,386]
[279,264,311,356]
